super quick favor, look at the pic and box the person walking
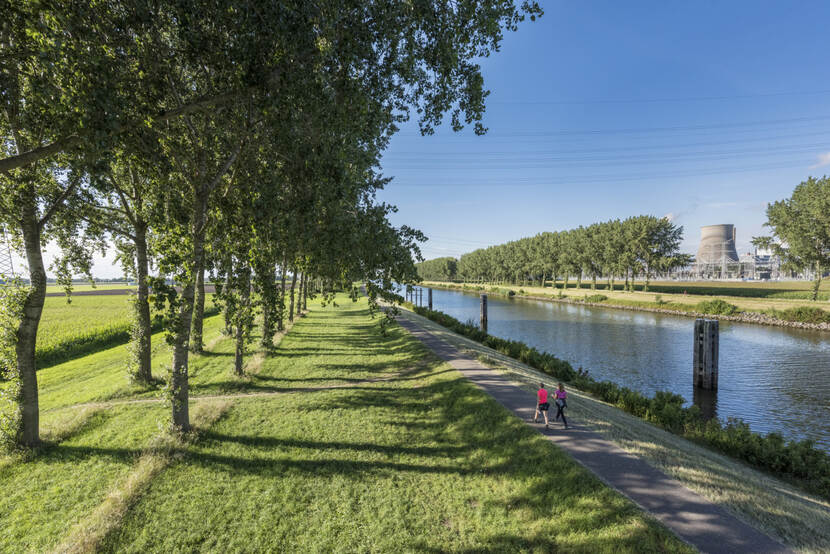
[554,382,568,428]
[533,383,550,428]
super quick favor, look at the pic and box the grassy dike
[0,296,691,553]
[394,307,830,553]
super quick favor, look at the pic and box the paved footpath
[395,314,791,554]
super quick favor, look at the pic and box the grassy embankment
[0,296,690,553]
[395,307,830,553]
[422,280,830,323]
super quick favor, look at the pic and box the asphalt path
[395,312,792,554]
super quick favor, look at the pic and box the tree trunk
[259,262,276,348]
[563,275,569,292]
[133,222,153,382]
[591,274,596,290]
[190,252,206,353]
[302,273,308,311]
[170,187,209,432]
[576,273,582,290]
[15,194,46,447]
[288,269,297,322]
[625,269,630,292]
[277,258,287,331]
[234,269,251,375]
[296,272,304,316]
[812,261,822,301]
[644,266,651,292]
[609,275,614,293]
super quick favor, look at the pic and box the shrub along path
[394,312,792,554]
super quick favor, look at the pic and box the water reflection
[415,286,830,451]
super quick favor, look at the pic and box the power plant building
[688,223,781,280]
[696,224,739,264]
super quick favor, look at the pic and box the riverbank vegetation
[0,298,691,553]
[408,304,830,502]
[424,281,830,327]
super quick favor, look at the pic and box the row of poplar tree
[0,1,543,448]
[417,215,691,290]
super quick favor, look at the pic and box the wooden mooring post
[428,288,433,311]
[480,294,488,333]
[693,318,719,390]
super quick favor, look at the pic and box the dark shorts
[537,402,550,411]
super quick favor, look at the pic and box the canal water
[411,286,830,451]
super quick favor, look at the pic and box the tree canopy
[0,0,542,448]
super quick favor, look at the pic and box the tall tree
[753,176,830,301]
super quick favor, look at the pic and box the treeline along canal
[413,286,830,451]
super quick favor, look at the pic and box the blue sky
[377,1,830,262]
[16,2,830,278]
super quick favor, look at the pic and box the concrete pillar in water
[428,288,433,311]
[693,319,719,390]
[480,294,488,333]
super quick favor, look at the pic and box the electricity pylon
[0,227,16,279]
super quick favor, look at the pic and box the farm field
[35,293,217,367]
[45,283,136,293]
[0,297,691,553]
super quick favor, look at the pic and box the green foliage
[415,257,458,281]
[695,299,739,315]
[455,215,687,286]
[768,306,830,324]
[583,294,608,303]
[0,282,28,448]
[754,176,830,301]
[414,306,830,500]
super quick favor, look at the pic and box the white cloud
[809,151,830,169]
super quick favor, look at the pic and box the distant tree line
[415,257,458,281]
[417,215,690,291]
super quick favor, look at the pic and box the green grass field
[37,295,136,366]
[36,294,217,367]
[0,297,691,553]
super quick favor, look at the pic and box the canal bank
[406,285,830,452]
[422,282,830,332]
[393,307,830,553]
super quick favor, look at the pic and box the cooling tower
[696,224,739,264]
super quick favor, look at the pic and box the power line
[490,89,830,106]
[397,113,830,138]
[385,129,830,158]
[385,143,826,170]
[393,158,812,187]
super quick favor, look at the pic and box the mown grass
[1,297,690,553]
[394,308,830,553]
[101,306,687,553]
[0,404,169,553]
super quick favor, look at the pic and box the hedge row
[411,305,830,501]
